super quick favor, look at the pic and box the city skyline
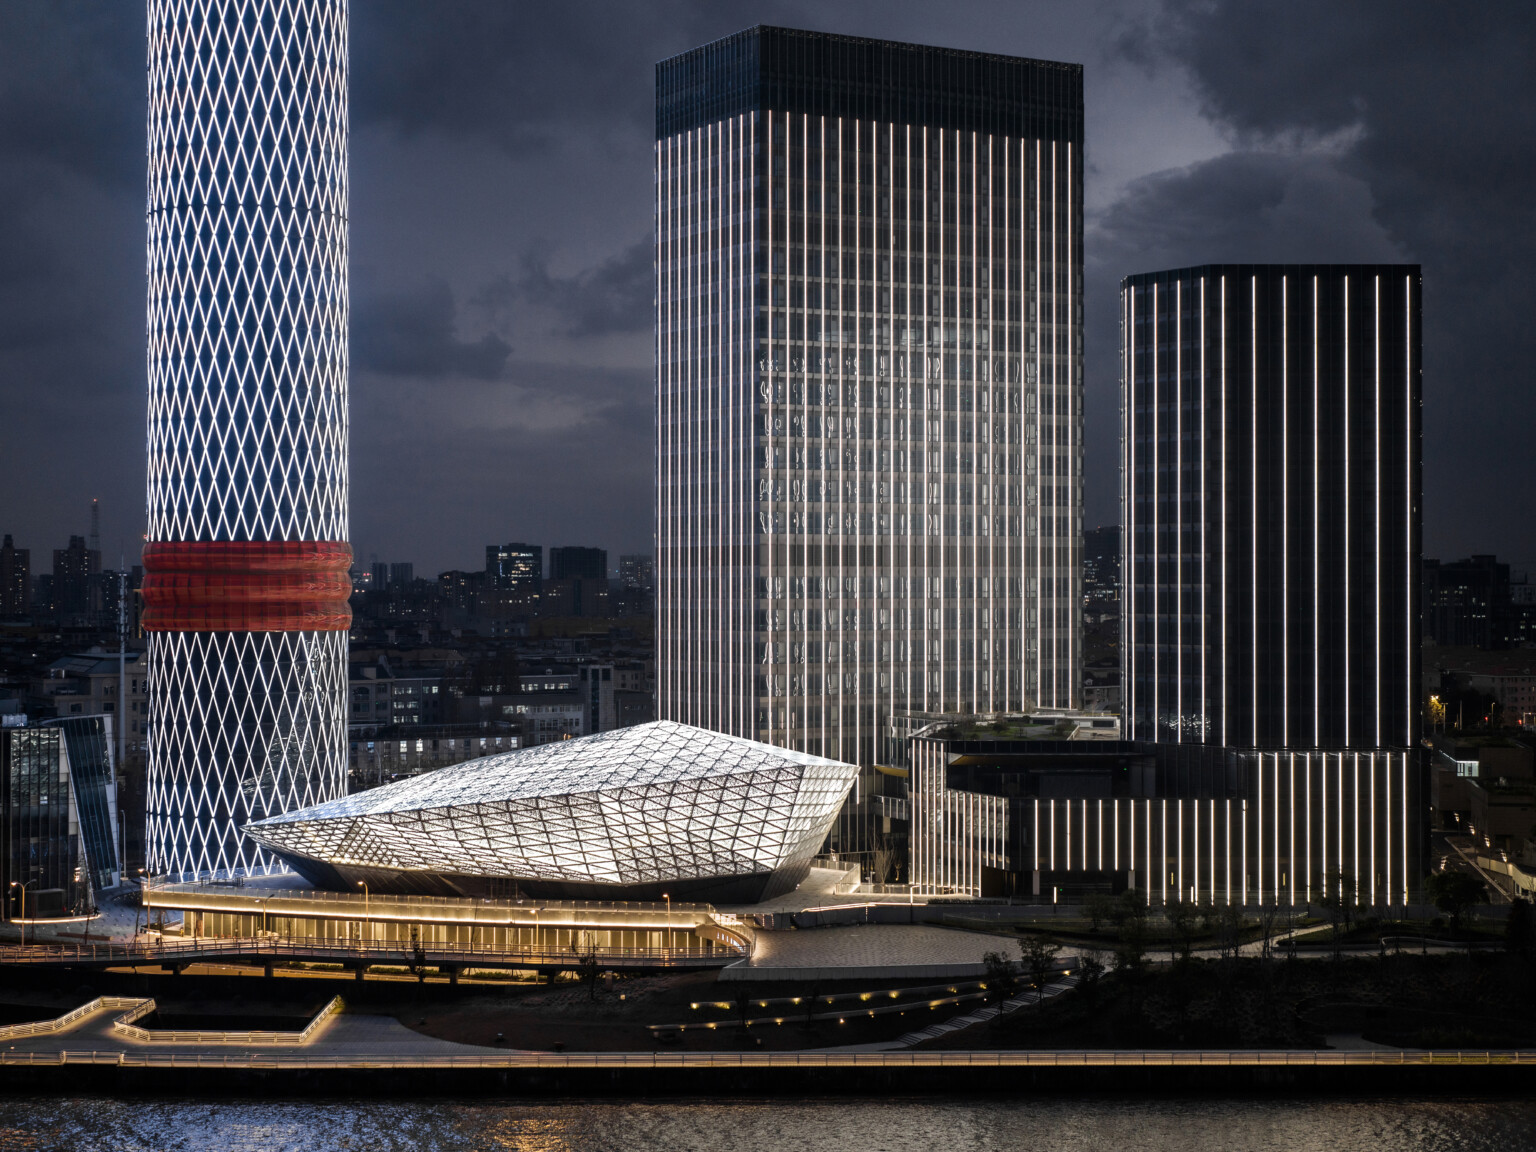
[0,3,1531,575]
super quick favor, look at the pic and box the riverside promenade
[1,997,1530,1087]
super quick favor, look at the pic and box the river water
[0,1098,1532,1152]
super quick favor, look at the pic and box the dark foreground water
[1,1098,1534,1152]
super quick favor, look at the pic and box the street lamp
[662,892,671,955]
[9,881,34,947]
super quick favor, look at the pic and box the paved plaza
[724,924,1013,982]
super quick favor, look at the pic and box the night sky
[1,2,1531,577]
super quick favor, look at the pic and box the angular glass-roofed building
[244,721,859,903]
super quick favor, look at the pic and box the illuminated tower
[1122,265,1421,749]
[143,0,351,880]
[656,27,1085,768]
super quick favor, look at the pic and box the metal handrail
[0,934,742,967]
[148,881,715,916]
[2,1047,1533,1070]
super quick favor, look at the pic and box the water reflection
[0,1098,1532,1152]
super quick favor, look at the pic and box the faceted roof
[242,721,859,887]
[252,721,846,825]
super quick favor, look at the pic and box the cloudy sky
[1,1,1531,576]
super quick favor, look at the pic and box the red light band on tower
[141,541,353,632]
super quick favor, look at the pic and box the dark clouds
[518,240,654,338]
[0,2,1531,573]
[353,280,512,380]
[1101,0,1536,566]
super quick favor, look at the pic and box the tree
[1198,901,1247,963]
[1110,891,1149,976]
[408,924,428,980]
[1110,888,1146,926]
[1164,898,1200,963]
[982,950,1020,1026]
[570,940,601,1001]
[1074,948,1106,1006]
[1257,904,1282,962]
[1505,896,1533,956]
[1084,893,1116,934]
[1425,870,1490,935]
[1019,934,1061,1007]
[729,985,754,1032]
[1317,869,1359,959]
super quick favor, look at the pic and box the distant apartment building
[1425,555,1536,651]
[348,658,445,727]
[1431,649,1536,728]
[541,576,611,618]
[549,547,607,581]
[51,535,101,622]
[1081,525,1119,617]
[619,553,655,591]
[0,535,29,617]
[348,727,520,790]
[487,542,543,593]
[618,553,656,615]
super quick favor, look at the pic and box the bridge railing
[0,935,741,968]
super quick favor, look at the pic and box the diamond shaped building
[244,721,860,903]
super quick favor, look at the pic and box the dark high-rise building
[0,535,28,617]
[657,26,1085,766]
[487,543,543,594]
[549,547,607,582]
[1424,555,1534,650]
[619,554,655,592]
[51,535,101,619]
[1123,265,1421,750]
[389,562,414,588]
[1082,525,1120,612]
[1116,264,1424,906]
[2,717,120,919]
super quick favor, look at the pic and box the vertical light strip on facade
[1251,275,1258,747]
[1152,281,1159,738]
[1281,275,1289,748]
[1200,275,1207,742]
[1374,275,1383,748]
[1175,280,1182,739]
[1312,276,1320,748]
[1405,274,1414,747]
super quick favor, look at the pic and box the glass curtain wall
[658,28,1084,768]
[1122,264,1422,750]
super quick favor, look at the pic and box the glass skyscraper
[143,0,351,880]
[1115,264,1424,906]
[656,27,1084,766]
[1122,265,1421,749]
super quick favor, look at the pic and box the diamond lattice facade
[144,1,351,881]
[245,721,860,903]
[656,28,1085,770]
